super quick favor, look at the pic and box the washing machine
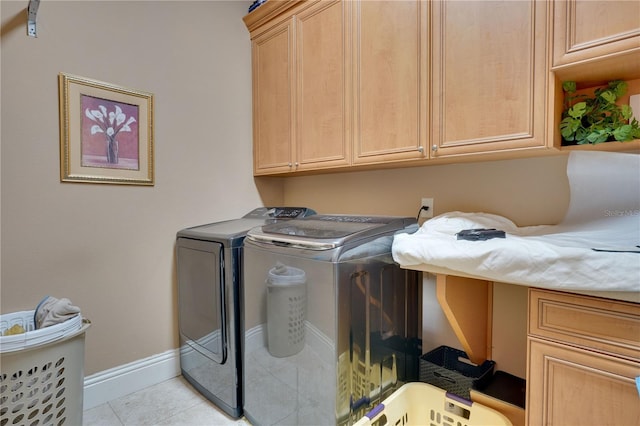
[242,215,422,425]
[176,207,315,418]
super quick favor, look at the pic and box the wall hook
[27,0,40,37]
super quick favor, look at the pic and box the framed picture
[58,73,154,185]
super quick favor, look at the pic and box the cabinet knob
[288,162,293,167]
[294,162,299,167]
[431,145,438,152]
[417,146,424,153]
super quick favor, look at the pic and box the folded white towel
[34,296,81,329]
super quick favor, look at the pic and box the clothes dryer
[242,215,422,425]
[176,207,315,418]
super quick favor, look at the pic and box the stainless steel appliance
[242,215,422,425]
[176,207,315,418]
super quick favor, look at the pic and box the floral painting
[81,96,140,170]
[59,73,154,185]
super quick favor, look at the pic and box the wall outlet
[420,198,434,219]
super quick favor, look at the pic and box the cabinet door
[553,0,640,67]
[352,0,428,164]
[251,18,296,175]
[528,338,640,426]
[431,0,548,157]
[295,0,350,172]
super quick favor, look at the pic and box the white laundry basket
[1,312,90,426]
[266,263,307,357]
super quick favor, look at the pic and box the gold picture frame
[58,73,154,185]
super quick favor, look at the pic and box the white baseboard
[84,324,335,411]
[83,348,181,410]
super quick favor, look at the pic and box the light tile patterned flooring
[82,376,251,426]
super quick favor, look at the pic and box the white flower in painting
[85,108,105,123]
[84,103,136,164]
[84,104,136,138]
[90,125,103,135]
[121,116,137,132]
[109,105,126,127]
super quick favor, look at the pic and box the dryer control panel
[243,207,316,220]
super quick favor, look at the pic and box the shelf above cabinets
[548,0,640,151]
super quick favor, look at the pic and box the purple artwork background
[81,95,139,168]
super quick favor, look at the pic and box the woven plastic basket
[355,382,512,426]
[1,310,83,353]
[0,321,90,426]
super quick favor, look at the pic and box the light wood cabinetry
[247,0,427,175]
[295,1,350,172]
[549,1,640,151]
[250,17,295,175]
[552,0,640,68]
[246,1,637,175]
[351,0,428,165]
[527,288,640,426]
[245,0,551,176]
[430,0,548,158]
[247,0,350,175]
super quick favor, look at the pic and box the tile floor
[82,376,251,426]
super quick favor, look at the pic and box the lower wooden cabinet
[527,289,640,426]
[528,337,640,425]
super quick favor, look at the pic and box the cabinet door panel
[432,0,547,156]
[353,0,428,164]
[296,0,350,170]
[252,19,295,175]
[528,338,640,426]
[553,0,640,67]
[529,288,640,360]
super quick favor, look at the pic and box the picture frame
[58,72,154,185]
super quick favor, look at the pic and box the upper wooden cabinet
[552,0,640,68]
[250,17,295,175]
[245,0,551,175]
[430,0,549,158]
[351,0,428,165]
[248,0,350,175]
[295,1,351,172]
[247,0,427,175]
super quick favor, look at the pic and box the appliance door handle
[217,250,228,364]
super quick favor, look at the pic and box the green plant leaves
[599,90,617,104]
[560,80,639,145]
[568,102,587,119]
[610,80,628,98]
[562,81,577,93]
[613,124,633,141]
[560,117,579,140]
[585,129,610,144]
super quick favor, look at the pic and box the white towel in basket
[34,296,81,329]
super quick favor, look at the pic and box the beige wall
[281,154,572,225]
[0,0,285,375]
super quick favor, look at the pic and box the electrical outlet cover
[420,198,434,219]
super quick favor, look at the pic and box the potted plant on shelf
[560,80,640,145]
